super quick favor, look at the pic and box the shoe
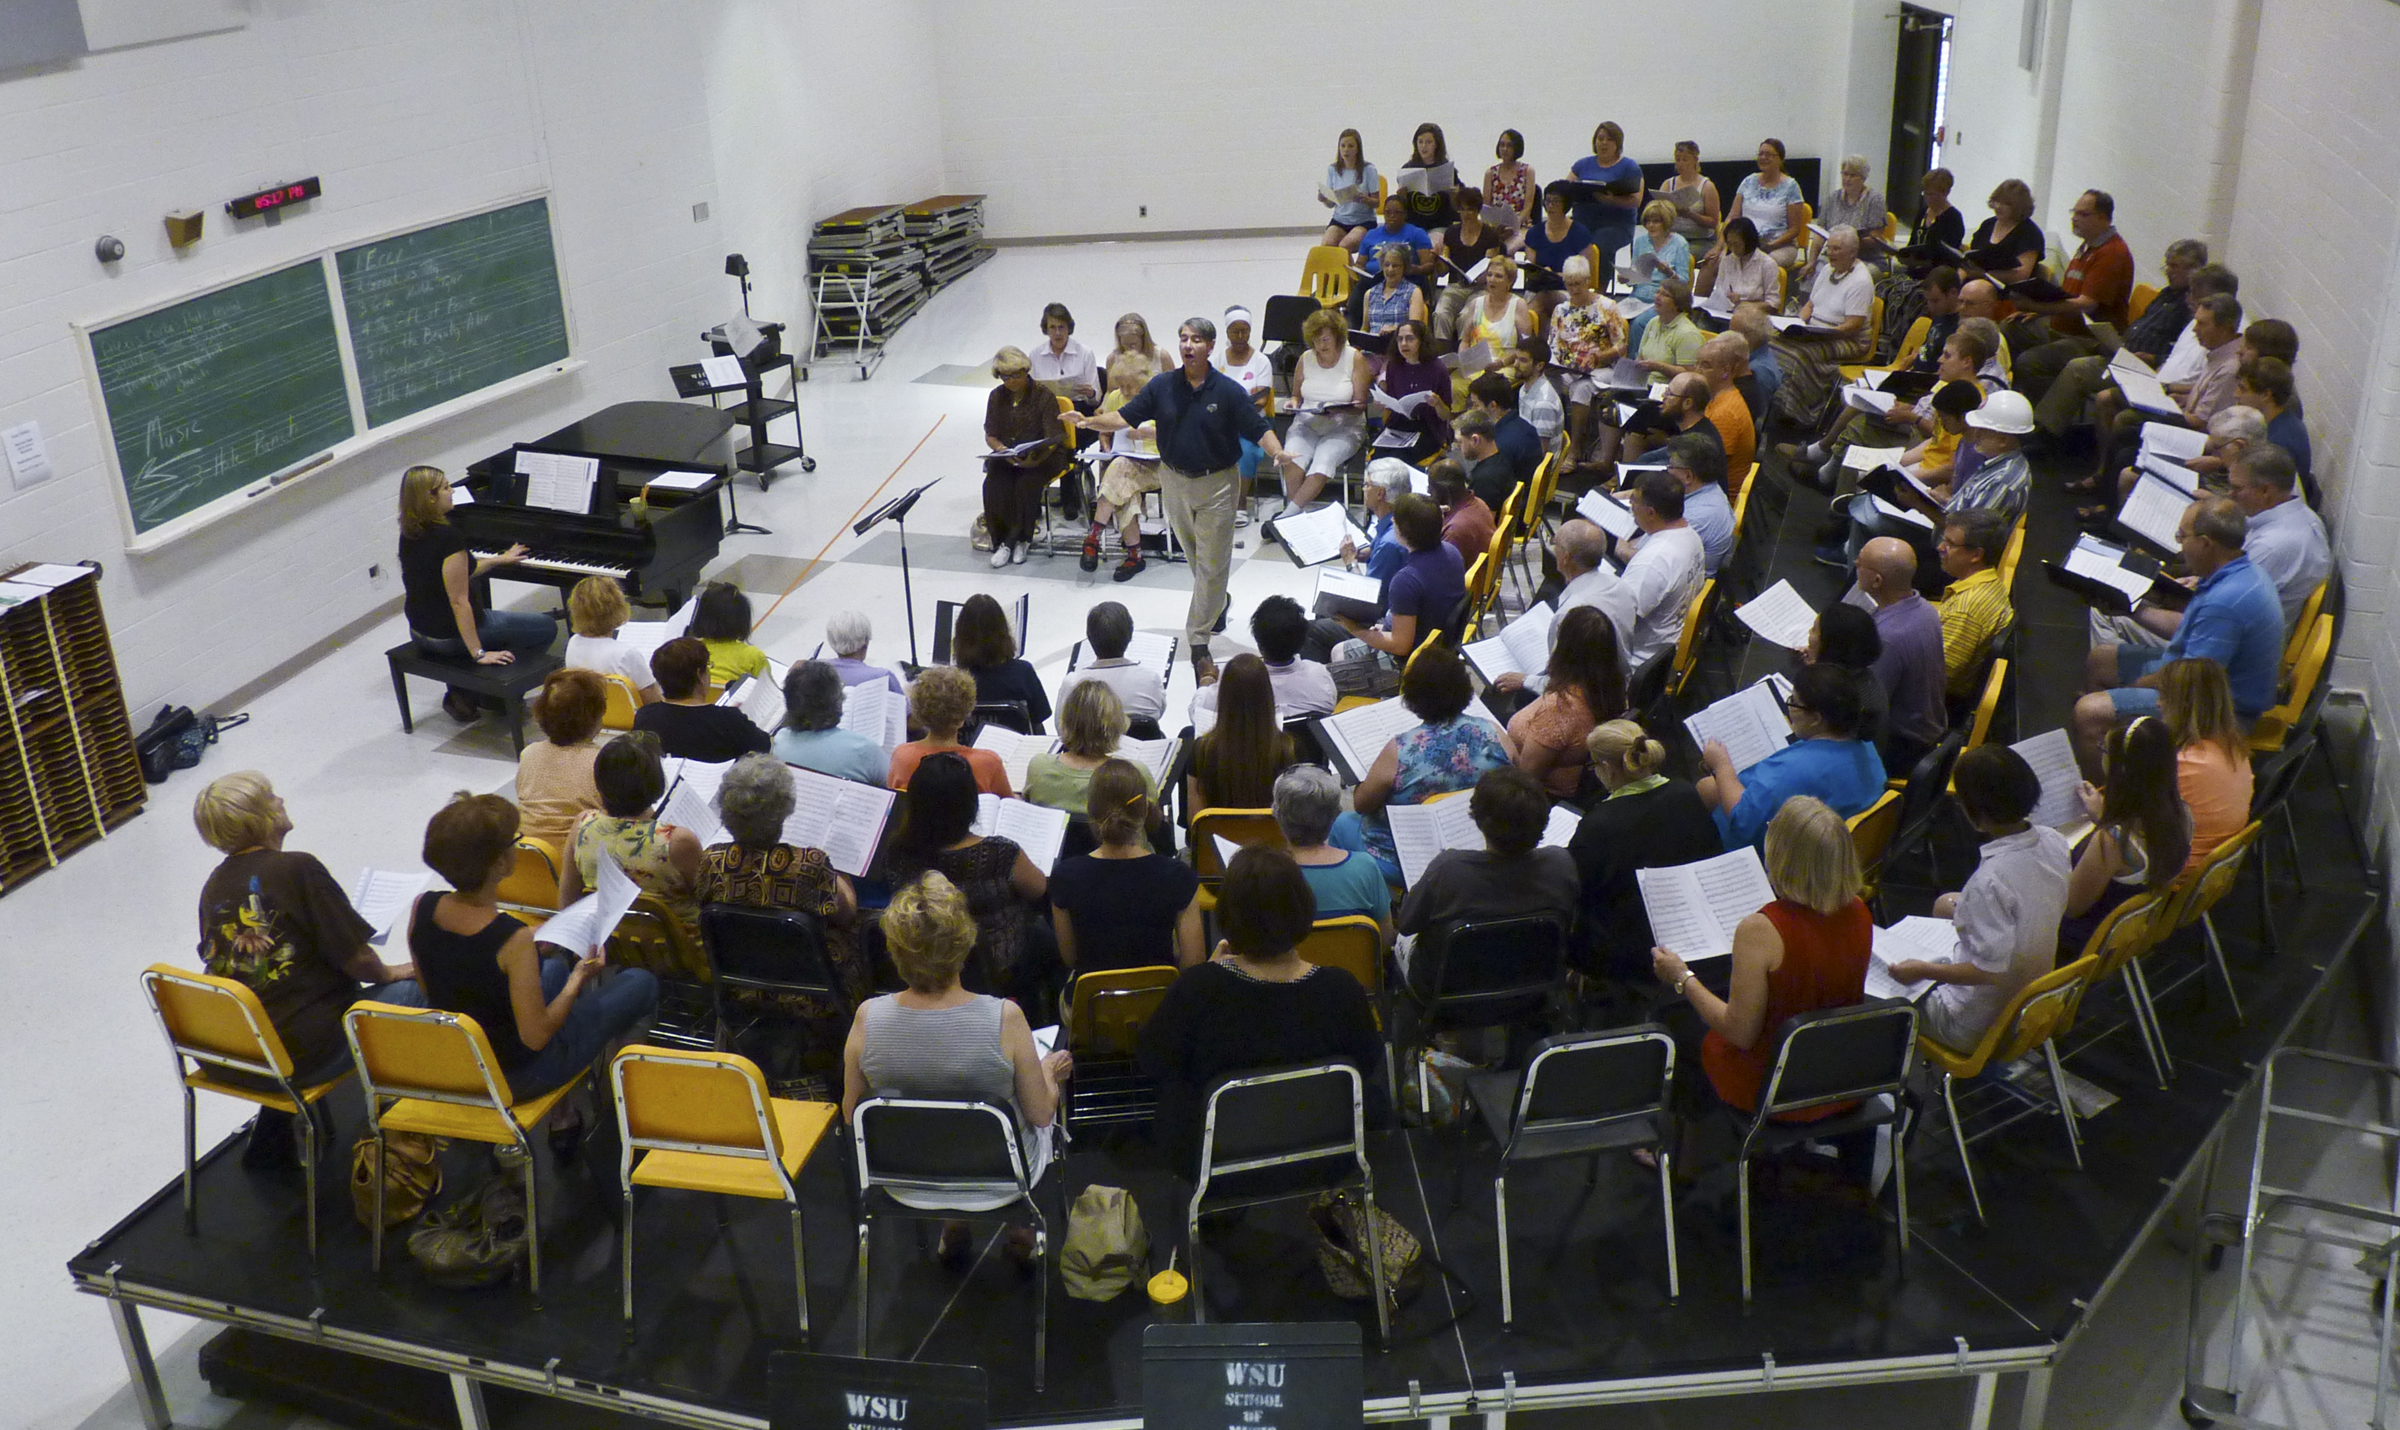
[1113,554,1146,583]
[1079,528,1100,572]
[989,544,1011,569]
[1191,649,1219,687]
[1812,542,1852,570]
[1009,542,1028,565]
[1212,600,1229,635]
[441,690,480,723]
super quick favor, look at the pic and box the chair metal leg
[521,1134,543,1302]
[370,1128,388,1273]
[297,1101,319,1264]
[1657,1145,1680,1301]
[1495,1171,1513,1328]
[620,1188,637,1329]
[2201,913,2245,1024]
[2116,966,2171,1089]
[1945,1074,1985,1226]
[1892,1105,1912,1262]
[1186,1199,1207,1326]
[1738,1157,1754,1303]
[1031,1214,1049,1393]
[855,1216,872,1355]
[790,1203,810,1343]
[2126,959,2175,1084]
[106,1298,170,1430]
[1361,1175,1391,1345]
[180,1090,197,1236]
[2044,1039,2083,1168]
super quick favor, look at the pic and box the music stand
[854,477,942,671]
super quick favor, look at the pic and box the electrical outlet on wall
[367,563,383,586]
[1139,205,1147,218]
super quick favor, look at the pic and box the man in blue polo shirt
[2073,494,2282,773]
[1075,316,1301,685]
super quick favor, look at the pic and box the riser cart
[0,561,146,895]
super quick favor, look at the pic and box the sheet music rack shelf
[0,562,146,895]
[805,195,990,382]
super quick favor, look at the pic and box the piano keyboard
[474,550,634,580]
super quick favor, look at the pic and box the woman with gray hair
[769,660,891,786]
[696,753,865,1082]
[1362,242,1429,337]
[1810,156,1889,270]
[822,610,903,694]
[1274,764,1394,941]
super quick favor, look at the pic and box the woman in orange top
[1653,797,1870,1122]
[887,666,1012,797]
[2157,658,2253,875]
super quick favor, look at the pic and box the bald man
[1854,537,1947,766]
[1696,333,1756,488]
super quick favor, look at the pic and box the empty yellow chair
[612,1045,836,1337]
[346,1001,587,1297]
[599,674,644,731]
[1300,247,1353,307]
[1065,965,1181,1057]
[143,964,350,1259]
[1191,807,1284,913]
[1846,789,1905,908]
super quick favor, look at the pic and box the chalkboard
[337,198,571,429]
[87,259,356,535]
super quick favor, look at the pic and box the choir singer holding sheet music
[1651,797,1871,1145]
[1070,316,1301,687]
[1696,663,1886,850]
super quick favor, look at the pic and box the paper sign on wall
[3,422,54,491]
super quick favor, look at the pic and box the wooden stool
[385,643,561,755]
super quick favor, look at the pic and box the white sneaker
[1009,542,1029,565]
[989,544,1010,569]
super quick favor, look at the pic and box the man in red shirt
[2006,189,2134,404]
[1429,461,1496,565]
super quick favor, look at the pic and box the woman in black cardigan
[1568,719,1723,982]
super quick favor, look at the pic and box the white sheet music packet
[1734,581,1817,650]
[1461,601,1556,684]
[1636,847,1777,960]
[1683,675,1794,775]
[1386,798,1581,888]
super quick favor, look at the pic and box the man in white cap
[1841,389,2034,580]
[1213,304,1275,520]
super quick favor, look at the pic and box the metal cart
[2182,1044,2400,1428]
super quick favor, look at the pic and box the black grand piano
[458,401,737,610]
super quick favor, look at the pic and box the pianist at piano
[397,465,559,721]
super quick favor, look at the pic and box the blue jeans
[413,608,558,660]
[508,956,659,1098]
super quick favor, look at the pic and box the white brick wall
[924,0,1862,241]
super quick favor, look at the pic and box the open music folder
[1385,796,1581,888]
[1636,846,1777,961]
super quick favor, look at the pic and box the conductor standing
[1072,315,1300,686]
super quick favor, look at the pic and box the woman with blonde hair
[193,771,425,1166]
[396,465,552,722]
[2157,657,2252,874]
[562,576,660,703]
[1082,351,1164,579]
[889,665,1013,795]
[1653,796,1870,1126]
[1276,307,1373,516]
[1569,720,1723,977]
[1624,198,1694,355]
[844,871,1070,1262]
[515,667,607,846]
[982,347,1070,568]
[1049,758,1204,972]
[1024,678,1148,818]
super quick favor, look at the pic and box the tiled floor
[13,237,2388,1430]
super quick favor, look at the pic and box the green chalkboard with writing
[87,259,357,535]
[336,198,571,428]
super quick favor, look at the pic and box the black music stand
[854,477,941,672]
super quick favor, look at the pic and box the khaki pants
[1161,463,1238,649]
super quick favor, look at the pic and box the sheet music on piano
[516,450,600,514]
[970,795,1071,873]
[1637,846,1777,960]
[780,766,897,878]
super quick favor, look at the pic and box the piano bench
[385,643,563,756]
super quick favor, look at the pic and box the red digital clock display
[226,176,322,219]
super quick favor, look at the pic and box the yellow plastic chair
[2282,580,2329,675]
[1298,915,1388,1031]
[1665,579,1717,703]
[599,675,644,731]
[1996,518,2028,591]
[1917,954,2101,1224]
[346,1000,587,1297]
[497,836,564,922]
[607,894,711,983]
[1964,658,2009,752]
[1843,316,1930,382]
[2129,283,2158,322]
[2250,612,2331,754]
[613,1045,836,1336]
[143,965,350,1259]
[1301,246,1355,307]
[1191,807,1285,913]
[1845,789,1905,909]
[2077,889,2173,1088]
[1065,965,1181,1057]
[2150,821,2265,1030]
